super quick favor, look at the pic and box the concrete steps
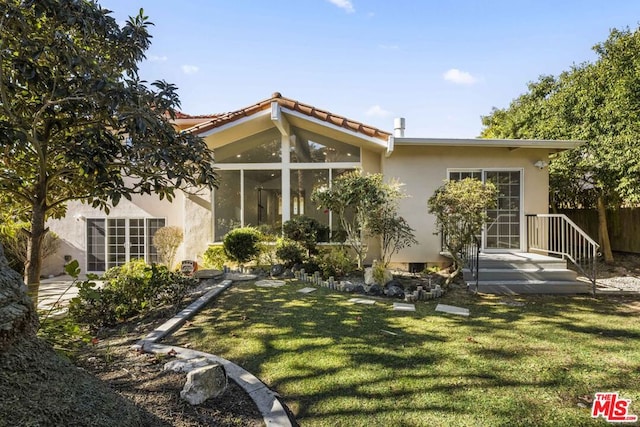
[464,253,591,294]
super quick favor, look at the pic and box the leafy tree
[368,182,417,267]
[480,27,640,263]
[0,0,218,290]
[311,171,388,269]
[427,178,497,283]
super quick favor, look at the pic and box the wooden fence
[558,208,640,254]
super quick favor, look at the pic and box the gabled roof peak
[182,92,391,141]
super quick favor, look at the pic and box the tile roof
[182,92,391,141]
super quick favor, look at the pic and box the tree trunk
[0,242,38,351]
[25,201,47,305]
[596,195,614,264]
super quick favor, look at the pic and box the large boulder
[180,363,228,405]
[0,244,37,352]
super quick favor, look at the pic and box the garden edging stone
[133,278,293,427]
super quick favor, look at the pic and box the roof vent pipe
[394,117,405,137]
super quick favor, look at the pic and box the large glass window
[244,170,282,234]
[214,170,241,238]
[291,169,330,241]
[212,125,362,241]
[291,128,360,163]
[214,128,282,163]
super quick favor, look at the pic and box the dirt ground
[76,332,265,427]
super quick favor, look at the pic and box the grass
[167,281,640,426]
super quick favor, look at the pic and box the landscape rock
[282,269,294,278]
[368,284,383,296]
[180,363,228,405]
[353,284,366,294]
[385,279,404,289]
[270,264,285,277]
[386,285,405,299]
[164,357,211,373]
[0,244,37,351]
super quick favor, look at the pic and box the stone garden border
[133,278,293,427]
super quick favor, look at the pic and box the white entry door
[484,170,522,251]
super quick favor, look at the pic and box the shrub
[283,216,323,255]
[275,238,307,268]
[153,226,183,268]
[319,247,356,278]
[223,227,262,265]
[69,260,197,330]
[202,246,227,270]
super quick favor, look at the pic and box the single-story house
[44,93,595,293]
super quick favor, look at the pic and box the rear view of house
[45,93,595,293]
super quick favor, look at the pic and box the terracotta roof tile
[182,92,391,141]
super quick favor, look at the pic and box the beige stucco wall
[382,145,551,265]
[44,192,186,276]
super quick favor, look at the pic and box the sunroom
[188,93,390,245]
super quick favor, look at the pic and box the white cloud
[327,0,355,13]
[148,55,168,62]
[378,43,399,50]
[365,105,392,118]
[181,65,199,75]
[443,68,477,85]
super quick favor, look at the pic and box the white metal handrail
[526,214,599,294]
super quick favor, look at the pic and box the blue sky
[102,0,640,138]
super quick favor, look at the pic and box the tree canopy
[0,0,218,284]
[480,26,640,262]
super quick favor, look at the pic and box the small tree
[427,178,497,282]
[371,212,417,267]
[152,226,183,268]
[282,216,323,256]
[368,182,417,267]
[311,171,388,269]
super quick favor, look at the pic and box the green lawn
[167,281,640,426]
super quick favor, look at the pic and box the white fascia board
[385,135,394,157]
[281,108,388,149]
[195,110,271,137]
[271,102,290,136]
[394,137,582,150]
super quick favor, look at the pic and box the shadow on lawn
[168,282,640,424]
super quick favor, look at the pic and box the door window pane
[87,219,106,271]
[291,169,330,241]
[129,218,145,261]
[244,170,282,235]
[215,170,241,240]
[146,218,166,264]
[107,219,126,268]
[485,171,520,249]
